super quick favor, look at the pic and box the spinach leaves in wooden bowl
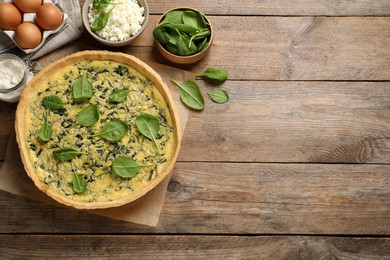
[153,7,213,64]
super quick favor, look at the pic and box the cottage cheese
[88,0,145,41]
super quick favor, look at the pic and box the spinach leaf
[109,89,130,103]
[177,32,197,56]
[168,30,179,45]
[159,23,199,35]
[153,26,170,44]
[208,90,229,104]
[197,67,229,82]
[74,105,100,127]
[43,95,65,111]
[91,8,113,32]
[92,0,111,9]
[37,110,52,143]
[72,172,87,194]
[197,37,209,52]
[111,156,153,178]
[161,10,184,24]
[182,10,203,28]
[53,148,85,161]
[189,28,210,48]
[73,74,93,102]
[135,113,160,151]
[90,120,128,142]
[165,42,180,55]
[195,10,210,28]
[171,79,204,111]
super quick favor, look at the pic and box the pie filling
[24,60,174,203]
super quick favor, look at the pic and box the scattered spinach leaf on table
[197,67,229,82]
[171,79,204,111]
[208,89,229,104]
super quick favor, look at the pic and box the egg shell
[1,0,68,53]
[14,22,43,49]
[13,0,43,12]
[0,3,22,30]
[35,3,63,30]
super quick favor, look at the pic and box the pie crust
[15,50,181,209]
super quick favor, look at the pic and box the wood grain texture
[0,102,16,160]
[179,81,390,163]
[147,1,390,16]
[1,81,388,163]
[0,235,389,259]
[46,15,390,81]
[0,162,388,234]
[105,16,390,81]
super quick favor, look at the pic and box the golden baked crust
[15,51,181,209]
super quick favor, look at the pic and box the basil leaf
[208,90,229,104]
[53,148,85,161]
[43,95,65,111]
[171,79,204,111]
[111,156,152,178]
[73,74,93,102]
[90,120,128,142]
[109,89,130,103]
[74,105,100,127]
[91,9,113,32]
[197,67,229,82]
[38,119,52,143]
[135,113,160,151]
[72,172,87,194]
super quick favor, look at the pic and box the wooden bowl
[15,51,182,209]
[154,7,214,64]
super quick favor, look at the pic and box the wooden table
[1,0,389,258]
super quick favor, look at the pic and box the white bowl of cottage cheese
[82,0,148,47]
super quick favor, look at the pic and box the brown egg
[14,0,42,12]
[0,3,22,30]
[35,3,63,30]
[14,22,42,49]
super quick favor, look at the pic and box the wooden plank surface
[1,235,389,259]
[1,162,388,234]
[0,0,389,258]
[147,1,390,16]
[78,16,390,81]
[3,81,388,163]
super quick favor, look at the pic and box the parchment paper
[0,62,193,227]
